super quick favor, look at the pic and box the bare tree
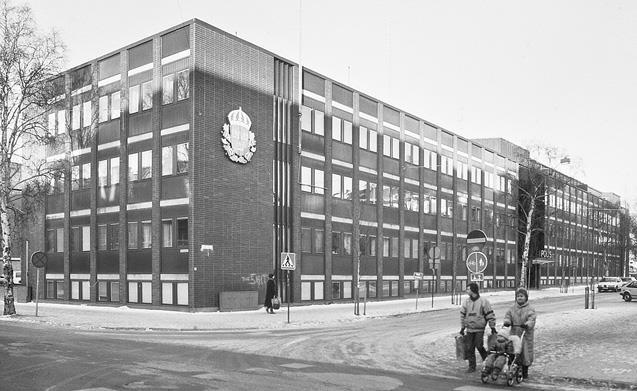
[0,0,65,314]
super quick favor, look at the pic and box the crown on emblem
[227,106,252,129]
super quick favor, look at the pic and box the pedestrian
[264,273,277,314]
[460,282,497,373]
[503,287,536,380]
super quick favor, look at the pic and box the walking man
[460,282,497,372]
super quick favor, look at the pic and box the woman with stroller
[503,288,536,380]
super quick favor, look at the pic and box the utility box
[219,291,259,312]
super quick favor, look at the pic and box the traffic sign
[470,272,484,282]
[467,230,487,246]
[413,272,424,280]
[466,251,488,273]
[280,252,296,270]
[31,251,47,268]
[428,246,441,260]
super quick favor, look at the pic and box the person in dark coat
[504,287,536,380]
[264,273,277,314]
[460,282,497,373]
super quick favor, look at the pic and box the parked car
[597,277,622,292]
[620,280,637,302]
[620,276,636,287]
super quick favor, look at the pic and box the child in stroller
[481,326,524,385]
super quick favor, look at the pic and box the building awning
[532,258,555,265]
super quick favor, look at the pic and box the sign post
[427,246,441,308]
[466,251,488,283]
[280,252,296,324]
[413,272,423,310]
[30,251,47,317]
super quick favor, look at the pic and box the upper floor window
[382,184,399,208]
[359,179,377,204]
[98,157,120,186]
[471,166,482,184]
[48,110,67,136]
[332,173,352,200]
[331,116,352,144]
[359,125,378,152]
[440,155,453,176]
[301,106,325,136]
[456,161,468,180]
[404,190,419,212]
[383,135,400,159]
[129,81,152,114]
[162,70,190,105]
[98,91,121,123]
[161,143,189,176]
[404,142,419,165]
[300,166,324,194]
[71,163,91,190]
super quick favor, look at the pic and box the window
[99,92,121,123]
[82,225,90,252]
[423,150,437,170]
[383,185,399,208]
[440,156,453,176]
[57,110,66,134]
[71,226,80,252]
[331,173,352,200]
[404,142,419,165]
[140,150,152,179]
[48,112,56,134]
[97,225,107,250]
[177,218,188,246]
[423,195,437,214]
[98,160,108,186]
[141,221,151,248]
[46,230,55,252]
[176,143,189,173]
[162,74,175,104]
[82,163,91,188]
[72,104,81,130]
[343,232,352,255]
[56,228,64,252]
[471,206,481,223]
[129,85,140,114]
[300,107,325,136]
[128,222,138,249]
[162,146,173,175]
[110,157,119,185]
[441,198,453,218]
[82,101,91,128]
[314,229,324,253]
[141,81,153,110]
[457,195,468,221]
[342,120,352,144]
[177,70,189,100]
[456,161,468,180]
[359,179,377,204]
[109,223,119,250]
[162,220,173,247]
[383,237,390,257]
[404,190,419,212]
[332,117,342,141]
[359,126,368,149]
[71,165,80,190]
[301,227,311,252]
[128,153,138,181]
[301,166,324,194]
[383,135,399,159]
[472,167,482,184]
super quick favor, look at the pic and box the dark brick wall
[191,23,275,309]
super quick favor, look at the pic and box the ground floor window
[358,280,377,299]
[98,281,120,302]
[301,281,324,301]
[46,280,65,299]
[331,281,352,300]
[161,282,188,305]
[71,280,90,300]
[128,281,152,304]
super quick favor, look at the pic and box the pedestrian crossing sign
[280,252,296,270]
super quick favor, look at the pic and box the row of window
[45,217,188,252]
[46,280,188,305]
[47,71,190,135]
[57,143,188,192]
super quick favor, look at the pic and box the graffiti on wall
[241,273,268,287]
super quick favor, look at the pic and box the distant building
[26,19,628,310]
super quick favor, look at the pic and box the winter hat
[468,282,480,295]
[515,288,529,302]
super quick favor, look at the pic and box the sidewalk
[6,286,576,331]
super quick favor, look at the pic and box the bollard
[584,286,589,309]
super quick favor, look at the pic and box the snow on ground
[3,286,637,390]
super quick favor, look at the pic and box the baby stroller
[480,326,526,386]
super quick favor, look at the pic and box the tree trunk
[520,200,535,289]
[1,203,15,315]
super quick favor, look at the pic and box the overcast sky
[27,0,637,210]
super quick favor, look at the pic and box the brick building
[27,19,626,310]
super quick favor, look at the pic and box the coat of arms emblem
[221,107,256,163]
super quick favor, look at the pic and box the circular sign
[466,251,488,273]
[467,229,488,246]
[428,246,441,260]
[31,251,47,268]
